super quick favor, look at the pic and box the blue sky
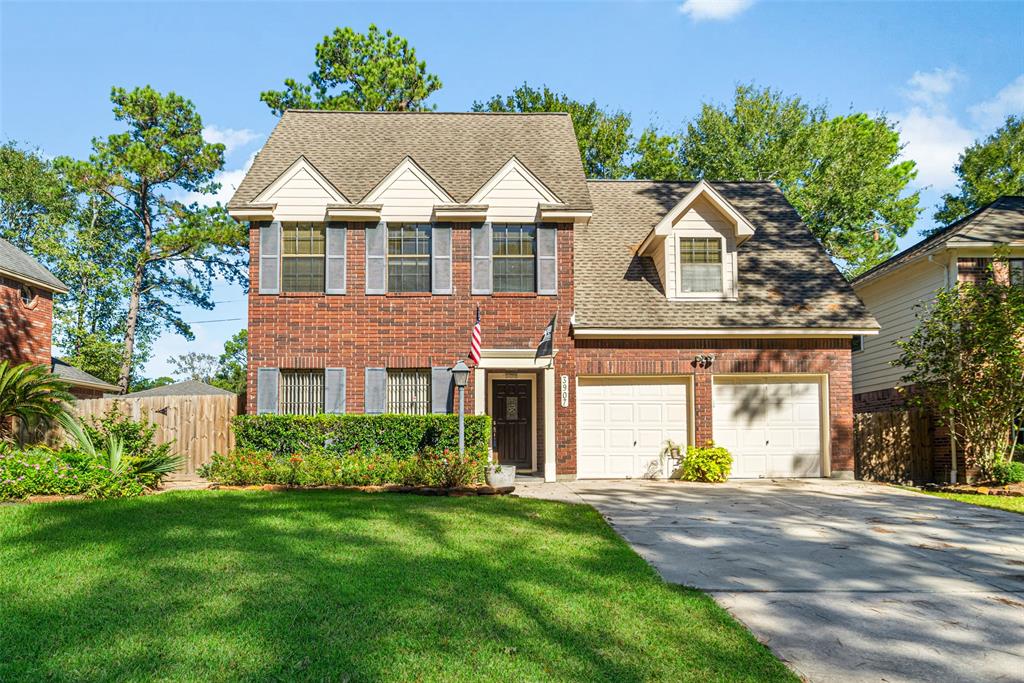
[2,0,1022,378]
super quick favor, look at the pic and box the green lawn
[0,491,792,682]
[922,490,1024,514]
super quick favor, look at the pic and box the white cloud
[185,152,256,207]
[679,0,754,21]
[903,67,965,110]
[968,74,1024,132]
[895,108,974,189]
[202,125,261,154]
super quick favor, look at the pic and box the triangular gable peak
[468,156,561,206]
[637,180,755,256]
[362,156,455,205]
[254,156,348,205]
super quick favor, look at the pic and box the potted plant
[485,460,515,487]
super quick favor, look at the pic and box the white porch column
[544,366,556,482]
[474,368,486,415]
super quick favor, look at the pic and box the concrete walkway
[517,478,1024,682]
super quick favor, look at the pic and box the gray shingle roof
[0,238,67,292]
[575,180,878,330]
[229,111,591,210]
[118,380,236,398]
[853,196,1024,285]
[51,358,119,391]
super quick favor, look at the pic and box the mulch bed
[211,483,516,497]
[923,482,1024,497]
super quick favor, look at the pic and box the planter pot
[486,465,516,488]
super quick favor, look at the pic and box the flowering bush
[0,446,146,500]
[676,442,733,483]
[199,448,486,488]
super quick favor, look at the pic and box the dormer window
[679,237,723,294]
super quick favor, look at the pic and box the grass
[0,491,793,682]
[920,490,1024,515]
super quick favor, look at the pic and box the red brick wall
[576,338,855,474]
[0,276,53,367]
[247,222,577,473]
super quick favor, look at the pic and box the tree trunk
[117,262,144,394]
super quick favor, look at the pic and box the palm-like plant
[0,361,73,443]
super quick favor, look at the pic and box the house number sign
[560,375,569,408]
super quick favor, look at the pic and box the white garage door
[577,377,688,479]
[713,379,823,478]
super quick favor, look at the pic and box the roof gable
[0,237,67,293]
[637,180,755,256]
[254,156,347,204]
[363,156,455,205]
[468,156,561,206]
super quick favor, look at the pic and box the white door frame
[486,372,538,474]
[710,373,831,478]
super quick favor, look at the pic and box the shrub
[232,414,491,459]
[990,459,1024,485]
[676,442,733,483]
[82,406,180,486]
[0,446,146,501]
[199,448,486,488]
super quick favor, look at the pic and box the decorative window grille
[679,237,723,293]
[280,370,324,415]
[386,369,430,415]
[492,224,536,292]
[387,224,431,292]
[281,223,326,292]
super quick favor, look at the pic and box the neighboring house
[851,196,1024,482]
[0,237,119,398]
[111,380,236,398]
[229,111,878,482]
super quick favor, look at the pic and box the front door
[492,380,532,470]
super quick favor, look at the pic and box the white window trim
[673,233,735,301]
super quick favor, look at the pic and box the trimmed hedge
[232,414,492,458]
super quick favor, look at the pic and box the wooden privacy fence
[69,394,237,475]
[854,408,933,484]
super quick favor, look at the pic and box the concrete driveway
[517,478,1024,682]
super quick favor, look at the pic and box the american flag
[469,307,482,365]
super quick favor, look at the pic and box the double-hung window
[386,369,430,414]
[279,370,324,415]
[679,237,723,294]
[1011,259,1024,287]
[493,224,536,293]
[388,224,431,292]
[282,223,326,292]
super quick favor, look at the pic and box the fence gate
[854,408,933,484]
[68,394,237,475]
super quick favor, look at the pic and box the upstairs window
[386,369,430,414]
[282,223,325,292]
[388,224,431,292]
[679,237,723,294]
[493,224,536,293]
[280,370,324,415]
[1011,259,1024,287]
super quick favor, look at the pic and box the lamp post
[451,360,470,457]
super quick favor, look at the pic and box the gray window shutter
[471,222,492,294]
[537,224,557,295]
[365,221,387,294]
[364,368,387,414]
[326,223,347,294]
[431,224,452,295]
[325,368,346,414]
[256,367,280,414]
[259,222,281,295]
[430,366,454,413]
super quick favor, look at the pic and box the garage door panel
[577,377,688,479]
[714,379,822,479]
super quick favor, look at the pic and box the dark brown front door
[492,380,532,470]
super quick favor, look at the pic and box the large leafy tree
[261,25,442,115]
[0,142,74,253]
[62,86,248,394]
[933,116,1023,228]
[473,84,633,179]
[211,329,247,394]
[896,258,1024,477]
[632,85,920,276]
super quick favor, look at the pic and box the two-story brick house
[0,237,118,398]
[229,111,878,482]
